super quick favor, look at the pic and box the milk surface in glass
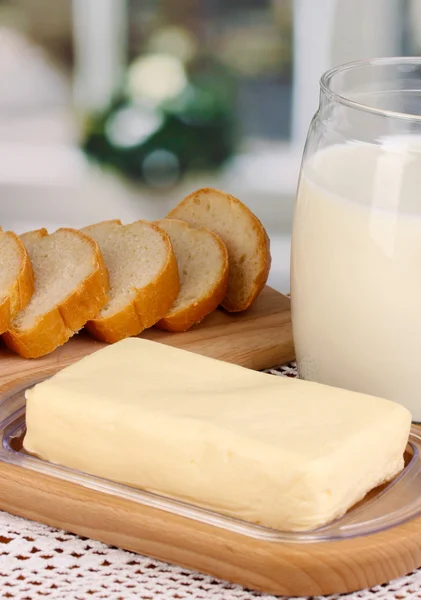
[291,137,421,420]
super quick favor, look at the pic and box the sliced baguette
[81,220,180,343]
[166,188,271,312]
[3,228,109,358]
[155,219,229,332]
[0,226,34,334]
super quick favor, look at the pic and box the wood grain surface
[1,453,421,597]
[1,288,420,596]
[0,286,294,389]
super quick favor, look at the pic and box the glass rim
[320,56,421,122]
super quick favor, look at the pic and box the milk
[291,138,421,420]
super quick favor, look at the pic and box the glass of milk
[291,57,421,421]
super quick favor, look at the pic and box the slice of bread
[166,188,271,312]
[155,219,229,332]
[0,227,34,334]
[81,220,180,343]
[3,228,109,358]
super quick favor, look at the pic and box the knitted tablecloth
[0,364,419,600]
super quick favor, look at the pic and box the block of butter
[24,338,411,532]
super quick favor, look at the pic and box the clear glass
[291,57,421,421]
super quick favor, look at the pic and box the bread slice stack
[81,220,180,343]
[0,227,34,335]
[3,228,109,358]
[155,219,228,332]
[2,186,271,358]
[166,188,271,312]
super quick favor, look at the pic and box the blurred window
[127,0,293,145]
[1,0,421,195]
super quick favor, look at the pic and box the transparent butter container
[1,378,421,544]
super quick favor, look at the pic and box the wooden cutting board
[1,286,421,596]
[0,286,294,389]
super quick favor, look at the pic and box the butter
[24,338,411,532]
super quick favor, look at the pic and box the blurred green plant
[81,52,236,189]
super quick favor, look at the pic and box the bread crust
[0,230,35,335]
[85,221,180,343]
[155,221,229,332]
[3,228,109,358]
[20,228,49,246]
[166,187,271,312]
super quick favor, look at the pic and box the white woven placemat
[1,364,419,600]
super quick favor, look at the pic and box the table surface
[0,363,419,600]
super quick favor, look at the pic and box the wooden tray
[1,286,421,596]
[1,388,421,598]
[0,286,294,389]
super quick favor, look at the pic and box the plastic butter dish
[1,378,421,544]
